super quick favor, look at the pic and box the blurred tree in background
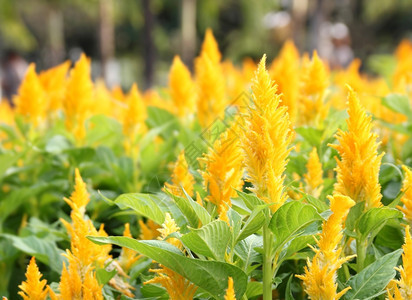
[0,0,412,91]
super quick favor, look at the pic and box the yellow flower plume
[224,277,236,300]
[200,28,221,64]
[169,55,195,118]
[398,165,412,225]
[388,226,412,300]
[200,123,244,211]
[304,147,323,198]
[18,257,49,300]
[241,54,293,212]
[330,85,383,209]
[15,63,47,125]
[63,53,93,141]
[164,150,195,197]
[297,194,355,300]
[157,213,181,249]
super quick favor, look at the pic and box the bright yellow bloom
[195,53,225,127]
[145,265,198,300]
[63,54,93,141]
[93,80,115,116]
[304,147,323,198]
[330,86,383,209]
[387,226,412,300]
[169,56,195,118]
[64,168,89,214]
[139,219,161,240]
[297,194,355,300]
[164,150,195,197]
[200,28,221,64]
[39,60,70,112]
[269,40,300,123]
[18,257,49,300]
[200,124,244,211]
[157,213,181,249]
[398,166,412,225]
[14,64,47,125]
[224,277,236,300]
[122,83,147,145]
[241,55,293,212]
[218,203,230,226]
[299,51,329,126]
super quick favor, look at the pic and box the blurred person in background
[1,50,28,106]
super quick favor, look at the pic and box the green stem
[356,238,367,271]
[263,224,274,300]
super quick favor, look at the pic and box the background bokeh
[1,0,412,94]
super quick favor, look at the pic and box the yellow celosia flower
[157,213,181,249]
[297,194,355,300]
[241,55,293,212]
[304,147,323,198]
[122,83,147,137]
[218,203,230,226]
[169,56,195,118]
[387,226,412,300]
[224,277,236,300]
[200,124,244,211]
[145,265,198,300]
[39,60,70,112]
[195,53,226,127]
[18,257,49,300]
[139,219,161,240]
[398,166,412,225]
[330,86,384,209]
[94,80,115,117]
[200,28,221,64]
[64,168,89,214]
[299,51,329,125]
[63,54,94,141]
[164,150,195,197]
[269,40,300,123]
[14,64,47,125]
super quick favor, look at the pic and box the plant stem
[263,224,273,300]
[356,238,367,271]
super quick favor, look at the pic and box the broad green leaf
[357,207,402,241]
[3,234,66,273]
[269,201,322,252]
[45,135,71,154]
[0,152,18,179]
[246,281,263,299]
[235,190,265,210]
[344,249,402,300]
[381,94,412,119]
[295,126,323,146]
[114,193,165,225]
[303,194,329,213]
[234,235,262,274]
[236,205,266,242]
[166,191,199,228]
[181,188,212,226]
[181,220,230,261]
[345,202,365,233]
[88,236,248,299]
[96,268,117,285]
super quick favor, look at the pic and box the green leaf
[234,235,263,273]
[181,220,230,261]
[166,192,199,228]
[96,268,117,285]
[344,249,402,300]
[246,281,263,298]
[236,205,266,242]
[235,190,265,211]
[295,126,323,146]
[269,201,322,252]
[2,234,66,273]
[357,207,402,241]
[345,202,365,233]
[88,236,248,299]
[114,193,165,225]
[381,94,412,119]
[0,152,18,179]
[285,275,294,300]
